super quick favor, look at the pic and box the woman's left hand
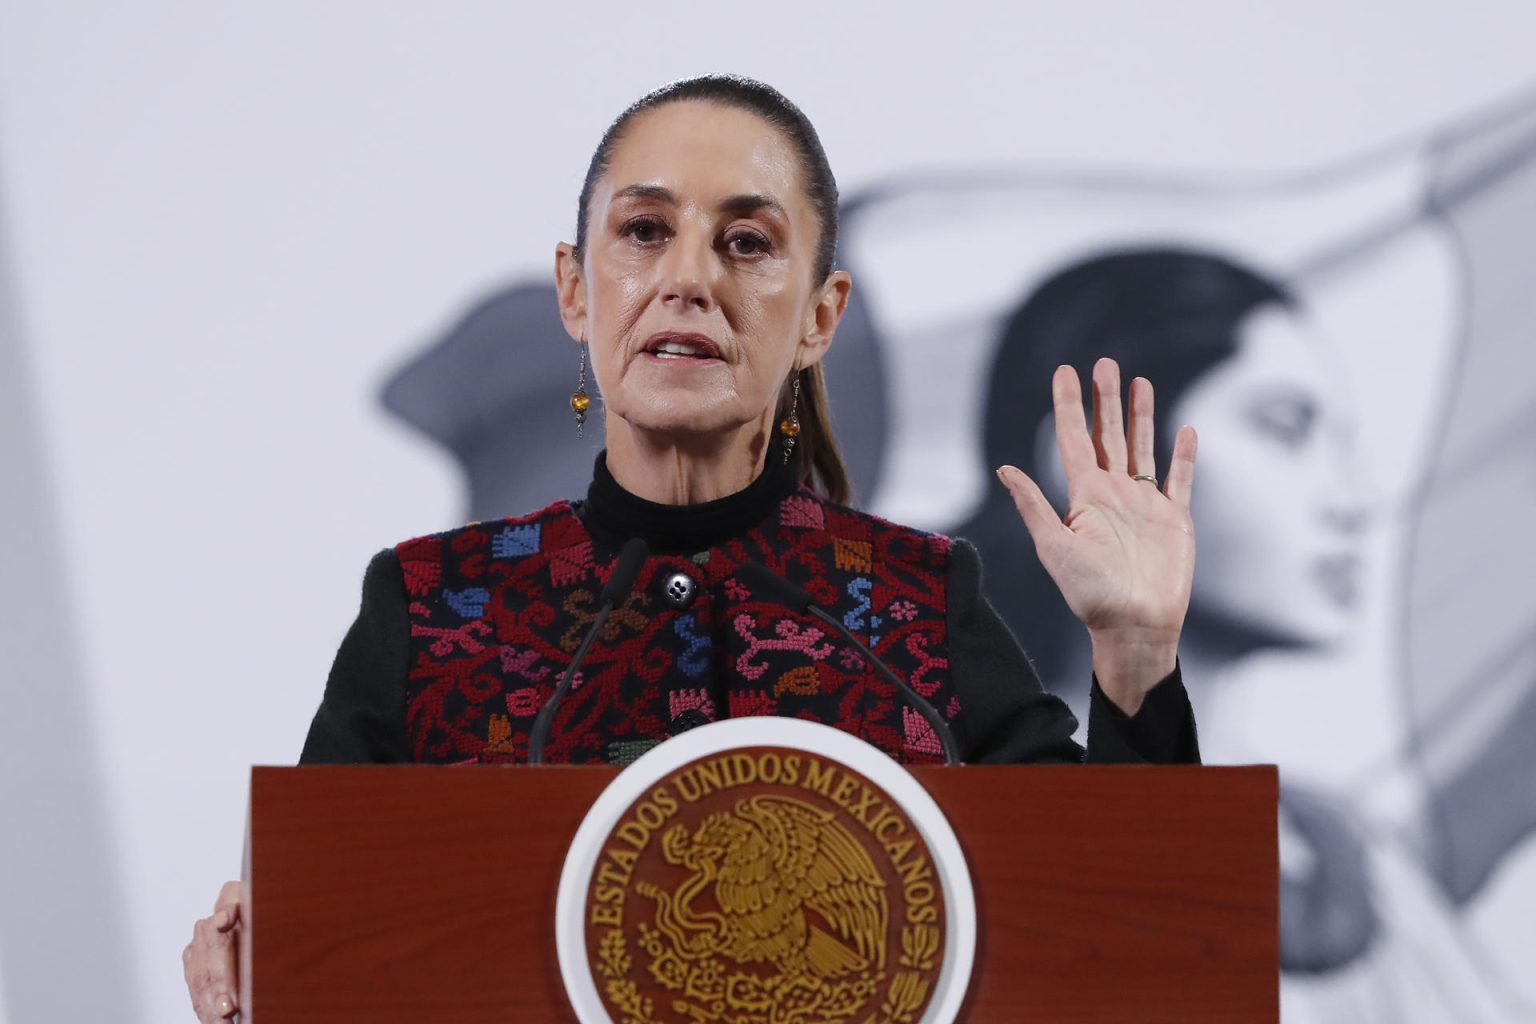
[997,358,1197,715]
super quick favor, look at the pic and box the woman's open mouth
[641,332,724,363]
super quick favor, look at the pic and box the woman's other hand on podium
[182,880,242,1021]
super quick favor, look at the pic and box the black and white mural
[384,91,1536,1022]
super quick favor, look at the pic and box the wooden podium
[240,764,1277,1023]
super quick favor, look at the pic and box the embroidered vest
[395,489,959,765]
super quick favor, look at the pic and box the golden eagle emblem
[644,795,889,982]
[585,749,945,1024]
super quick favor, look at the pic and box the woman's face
[1173,305,1367,647]
[556,101,847,447]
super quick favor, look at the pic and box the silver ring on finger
[1132,474,1158,484]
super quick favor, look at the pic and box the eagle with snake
[640,794,890,981]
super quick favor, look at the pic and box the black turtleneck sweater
[300,454,1198,766]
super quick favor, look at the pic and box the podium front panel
[244,764,1276,1023]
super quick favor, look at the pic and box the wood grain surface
[243,764,1276,1023]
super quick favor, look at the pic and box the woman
[183,75,1200,1021]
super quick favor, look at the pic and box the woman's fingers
[1051,361,1187,498]
[185,882,243,1022]
[1051,365,1098,487]
[996,465,1068,553]
[1163,425,1198,507]
[1090,358,1128,474]
[184,923,238,1022]
[1127,376,1156,480]
[214,880,241,932]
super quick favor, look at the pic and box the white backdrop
[2,3,1535,1022]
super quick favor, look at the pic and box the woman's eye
[725,231,770,257]
[623,218,668,244]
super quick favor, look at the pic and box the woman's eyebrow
[613,183,676,204]
[610,185,786,223]
[719,193,786,221]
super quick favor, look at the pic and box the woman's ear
[797,270,852,368]
[554,242,587,343]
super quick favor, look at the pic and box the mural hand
[997,359,1197,714]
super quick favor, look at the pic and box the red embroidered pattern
[396,490,958,765]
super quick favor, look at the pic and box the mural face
[1177,305,1365,648]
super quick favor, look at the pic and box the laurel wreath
[874,923,941,1024]
[597,928,656,1024]
[593,922,941,1024]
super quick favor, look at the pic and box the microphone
[735,561,961,765]
[528,537,650,764]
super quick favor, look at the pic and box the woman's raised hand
[997,358,1197,714]
[182,880,242,1022]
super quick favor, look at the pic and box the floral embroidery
[732,614,837,681]
[397,491,958,764]
[669,688,717,722]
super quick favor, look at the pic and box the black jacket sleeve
[298,549,412,764]
[946,537,1199,765]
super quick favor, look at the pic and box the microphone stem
[806,606,961,766]
[528,601,615,765]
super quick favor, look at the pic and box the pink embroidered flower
[888,599,918,622]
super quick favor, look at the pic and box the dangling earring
[570,341,591,437]
[780,373,801,464]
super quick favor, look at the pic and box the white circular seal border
[555,717,977,1024]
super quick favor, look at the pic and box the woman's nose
[658,232,716,312]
